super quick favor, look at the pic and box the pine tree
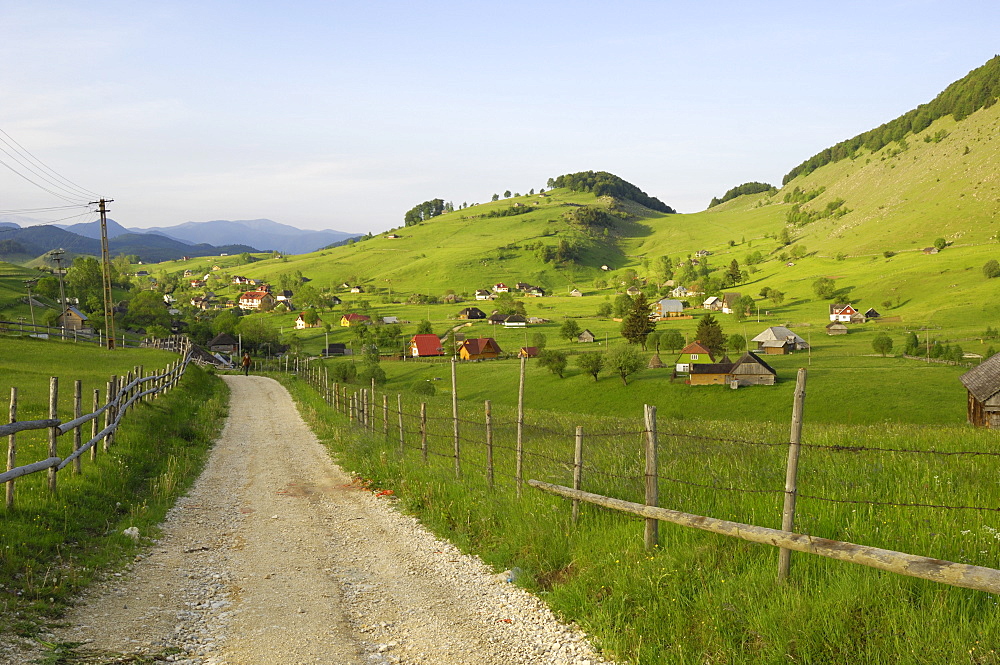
[620,293,654,347]
[695,314,726,358]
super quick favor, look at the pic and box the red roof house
[409,334,444,357]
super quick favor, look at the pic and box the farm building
[569,288,583,297]
[626,286,642,296]
[409,334,444,357]
[703,296,721,311]
[751,326,810,354]
[57,306,89,331]
[475,290,494,300]
[864,308,881,320]
[460,338,502,361]
[578,329,596,343]
[959,354,1000,428]
[675,341,714,373]
[487,313,507,325]
[502,314,527,328]
[826,322,848,335]
[323,343,350,356]
[519,346,539,358]
[457,307,486,320]
[688,353,777,387]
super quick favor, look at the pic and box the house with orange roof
[459,337,502,361]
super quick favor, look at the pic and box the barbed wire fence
[272,357,1000,595]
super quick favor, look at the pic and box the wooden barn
[960,354,1000,428]
[825,321,848,335]
[688,353,776,387]
[57,306,90,331]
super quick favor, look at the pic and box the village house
[493,283,509,293]
[626,286,642,297]
[502,314,527,328]
[526,287,546,297]
[689,353,777,387]
[57,306,89,332]
[409,334,444,357]
[475,289,494,301]
[750,326,810,354]
[654,298,685,319]
[703,296,721,311]
[232,275,254,285]
[275,290,294,306]
[487,313,507,325]
[460,337,502,361]
[569,288,583,297]
[382,316,399,324]
[189,279,206,288]
[721,292,743,315]
[829,303,861,323]
[515,282,532,291]
[675,341,714,373]
[959,353,1000,428]
[208,333,239,355]
[864,307,881,320]
[457,307,486,320]
[350,285,364,293]
[238,290,275,311]
[340,313,371,326]
[295,312,322,329]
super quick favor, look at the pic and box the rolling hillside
[193,58,1000,340]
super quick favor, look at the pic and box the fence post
[451,357,460,479]
[420,402,427,463]
[516,353,525,498]
[384,394,389,436]
[397,394,404,455]
[105,375,117,451]
[485,400,494,489]
[6,387,16,509]
[349,392,355,424]
[91,389,99,461]
[334,382,340,411]
[778,368,808,582]
[48,377,58,494]
[573,426,584,525]
[644,404,659,551]
[73,380,82,474]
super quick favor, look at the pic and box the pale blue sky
[2,1,997,234]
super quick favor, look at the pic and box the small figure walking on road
[241,352,251,376]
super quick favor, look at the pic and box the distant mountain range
[0,217,360,265]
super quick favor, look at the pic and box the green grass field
[278,368,1000,665]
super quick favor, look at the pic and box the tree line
[708,182,777,208]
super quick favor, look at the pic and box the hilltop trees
[708,181,777,208]
[404,198,446,226]
[547,171,676,213]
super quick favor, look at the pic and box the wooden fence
[275,358,1000,597]
[2,342,194,508]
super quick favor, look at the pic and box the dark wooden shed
[959,354,1000,428]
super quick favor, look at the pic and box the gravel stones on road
[11,375,612,665]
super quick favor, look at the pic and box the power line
[0,128,100,200]
[0,204,91,215]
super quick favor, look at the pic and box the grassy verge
[279,371,1000,665]
[0,364,228,637]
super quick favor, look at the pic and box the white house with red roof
[829,303,859,323]
[409,334,444,357]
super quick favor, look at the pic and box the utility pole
[91,198,116,349]
[49,249,68,314]
[23,279,37,326]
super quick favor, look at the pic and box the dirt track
[11,375,608,665]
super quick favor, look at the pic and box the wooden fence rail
[267,356,1000,597]
[2,345,193,505]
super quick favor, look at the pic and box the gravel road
[6,375,612,665]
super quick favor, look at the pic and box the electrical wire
[0,128,100,200]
